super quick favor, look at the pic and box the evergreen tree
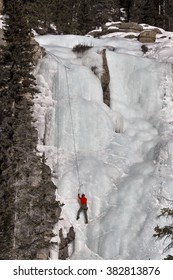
[24,0,79,34]
[0,0,58,259]
[141,0,158,25]
[0,0,37,259]
[4,2,37,94]
[120,0,132,21]
[165,0,173,30]
[129,0,147,24]
[77,0,93,34]
[52,0,79,34]
[125,0,173,30]
[92,0,121,28]
[153,208,173,259]
[24,0,59,33]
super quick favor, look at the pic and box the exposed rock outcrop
[31,38,46,65]
[88,22,163,43]
[101,49,110,107]
[113,22,143,33]
[138,30,157,43]
[58,227,75,259]
[88,22,143,38]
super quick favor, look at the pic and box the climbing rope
[46,50,70,69]
[64,66,82,192]
[47,51,82,193]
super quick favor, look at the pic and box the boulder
[138,30,157,43]
[118,22,143,33]
[141,24,162,34]
[103,22,143,33]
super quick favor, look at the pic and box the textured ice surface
[34,34,173,259]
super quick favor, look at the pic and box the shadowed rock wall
[101,49,110,107]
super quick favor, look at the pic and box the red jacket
[78,194,87,205]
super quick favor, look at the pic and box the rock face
[101,49,110,107]
[58,227,75,259]
[138,30,157,43]
[31,38,46,65]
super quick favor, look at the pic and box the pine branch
[158,208,173,218]
[153,225,173,239]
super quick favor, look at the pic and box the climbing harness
[47,51,82,193]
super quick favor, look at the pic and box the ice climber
[76,193,88,224]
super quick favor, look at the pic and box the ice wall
[34,35,173,259]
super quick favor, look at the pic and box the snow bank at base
[34,33,173,259]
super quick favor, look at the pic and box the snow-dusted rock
[138,30,158,43]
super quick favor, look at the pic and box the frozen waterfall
[34,34,173,259]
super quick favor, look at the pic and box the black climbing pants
[77,205,88,224]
